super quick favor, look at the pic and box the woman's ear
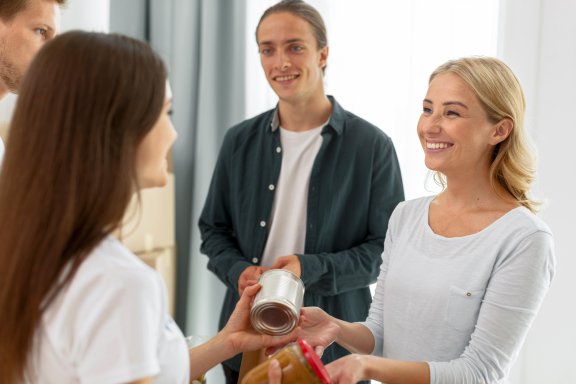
[319,46,329,69]
[490,118,513,145]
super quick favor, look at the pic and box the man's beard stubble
[0,42,21,94]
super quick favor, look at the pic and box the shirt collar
[268,95,344,136]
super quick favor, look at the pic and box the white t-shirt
[362,196,555,384]
[261,125,324,266]
[28,236,190,384]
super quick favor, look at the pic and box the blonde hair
[430,56,539,212]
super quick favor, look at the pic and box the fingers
[315,345,325,357]
[238,279,258,296]
[242,282,261,296]
[238,266,265,295]
[238,283,261,304]
[267,359,282,384]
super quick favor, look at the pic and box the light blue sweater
[362,196,555,384]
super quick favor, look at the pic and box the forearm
[298,240,383,295]
[188,332,234,380]
[364,356,430,384]
[334,319,375,355]
[206,251,251,292]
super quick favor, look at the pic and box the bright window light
[245,0,499,201]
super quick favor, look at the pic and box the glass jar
[240,339,331,384]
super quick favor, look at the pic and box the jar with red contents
[240,339,331,384]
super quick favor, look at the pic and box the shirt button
[276,146,282,153]
[260,221,266,227]
[268,184,275,191]
[252,257,259,263]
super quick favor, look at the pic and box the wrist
[334,317,345,345]
[211,330,236,360]
[362,355,379,381]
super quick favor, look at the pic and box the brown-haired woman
[0,31,293,383]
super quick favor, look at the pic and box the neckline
[424,195,525,240]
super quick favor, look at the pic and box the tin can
[250,269,305,335]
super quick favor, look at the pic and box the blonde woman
[298,57,555,384]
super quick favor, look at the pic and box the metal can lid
[250,301,298,335]
[297,339,332,384]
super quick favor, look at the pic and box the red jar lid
[297,339,332,384]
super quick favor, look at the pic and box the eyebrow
[423,99,469,109]
[258,38,305,46]
[29,20,55,30]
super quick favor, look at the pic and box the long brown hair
[0,31,167,382]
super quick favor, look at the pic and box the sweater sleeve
[428,230,555,383]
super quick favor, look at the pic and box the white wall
[500,0,576,383]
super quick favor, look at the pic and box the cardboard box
[118,173,175,253]
[136,246,176,316]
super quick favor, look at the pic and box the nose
[420,114,442,135]
[275,51,291,71]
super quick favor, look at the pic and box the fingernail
[270,359,279,368]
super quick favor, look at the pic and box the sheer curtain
[109,0,248,353]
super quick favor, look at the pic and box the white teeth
[276,75,297,81]
[427,142,451,149]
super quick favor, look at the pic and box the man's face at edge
[0,0,61,96]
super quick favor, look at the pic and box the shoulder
[70,237,163,306]
[225,108,276,143]
[386,196,433,237]
[330,97,392,143]
[392,196,433,220]
[510,207,553,235]
[43,237,165,346]
[494,208,556,281]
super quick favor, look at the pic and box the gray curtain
[109,0,247,342]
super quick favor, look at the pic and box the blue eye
[446,110,460,117]
[422,107,432,114]
[260,47,273,56]
[290,45,303,52]
[34,28,48,38]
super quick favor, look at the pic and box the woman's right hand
[297,307,340,357]
[325,354,368,384]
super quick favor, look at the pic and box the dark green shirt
[199,96,404,369]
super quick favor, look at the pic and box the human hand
[296,307,339,357]
[238,265,264,295]
[223,284,298,355]
[326,354,367,384]
[267,359,282,384]
[270,255,301,277]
